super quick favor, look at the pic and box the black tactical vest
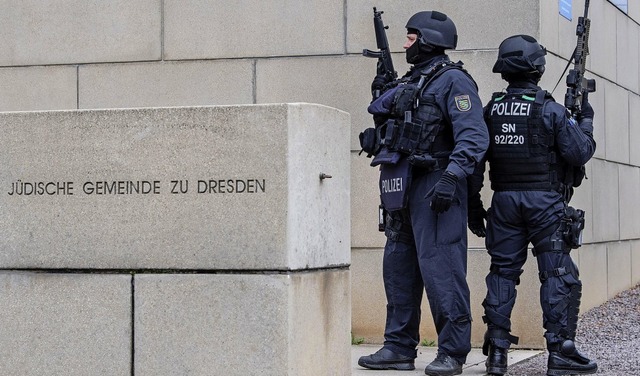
[380,61,470,158]
[486,90,563,191]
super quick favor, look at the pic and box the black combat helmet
[405,11,458,50]
[493,34,547,77]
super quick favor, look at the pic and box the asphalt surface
[352,283,640,375]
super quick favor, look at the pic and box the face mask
[405,41,422,64]
[405,39,436,65]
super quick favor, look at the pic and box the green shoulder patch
[454,95,471,111]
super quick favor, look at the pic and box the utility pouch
[407,153,437,169]
[394,119,424,154]
[563,206,585,249]
[359,127,379,157]
[572,165,586,187]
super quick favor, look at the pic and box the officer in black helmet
[358,10,488,376]
[467,35,597,375]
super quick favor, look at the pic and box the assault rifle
[362,7,397,98]
[564,0,596,118]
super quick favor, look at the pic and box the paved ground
[352,345,542,375]
[352,283,640,375]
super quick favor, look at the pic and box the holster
[563,206,585,249]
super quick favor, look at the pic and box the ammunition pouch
[359,127,380,157]
[375,118,443,156]
[394,119,427,154]
[384,210,413,243]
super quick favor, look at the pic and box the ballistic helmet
[405,11,457,50]
[493,34,546,76]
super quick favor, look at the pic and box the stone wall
[1,0,639,350]
[0,103,352,375]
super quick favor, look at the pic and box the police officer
[468,35,598,375]
[358,10,488,376]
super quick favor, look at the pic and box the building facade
[1,0,639,348]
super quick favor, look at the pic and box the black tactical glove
[467,193,487,238]
[576,95,594,136]
[578,99,594,121]
[371,74,390,95]
[577,92,594,121]
[426,171,458,214]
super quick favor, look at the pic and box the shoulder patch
[455,95,471,111]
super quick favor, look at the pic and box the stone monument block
[134,271,350,376]
[0,272,132,376]
[0,103,351,270]
[0,103,352,375]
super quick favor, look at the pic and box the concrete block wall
[0,104,352,375]
[1,0,638,350]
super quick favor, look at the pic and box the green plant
[420,339,436,347]
[351,333,365,345]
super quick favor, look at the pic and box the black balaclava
[405,28,444,64]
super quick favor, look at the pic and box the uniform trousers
[382,169,472,362]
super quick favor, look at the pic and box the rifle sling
[551,47,576,95]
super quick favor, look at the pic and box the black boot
[481,328,518,376]
[424,352,462,376]
[485,344,508,375]
[547,340,597,375]
[357,347,415,370]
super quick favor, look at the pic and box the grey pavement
[352,345,543,375]
[352,284,640,375]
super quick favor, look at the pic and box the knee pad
[540,262,582,340]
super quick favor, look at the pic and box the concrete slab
[630,94,640,166]
[347,0,539,53]
[0,66,77,111]
[0,0,161,66]
[0,103,350,270]
[135,271,351,376]
[0,272,132,376]
[589,0,618,81]
[78,60,255,109]
[590,159,620,242]
[604,83,630,164]
[163,0,343,59]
